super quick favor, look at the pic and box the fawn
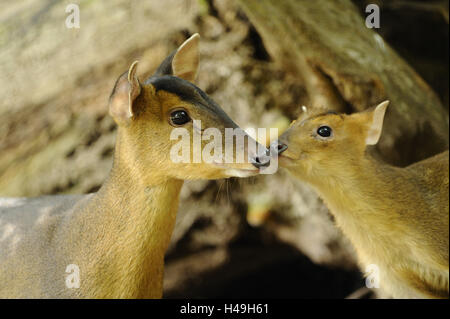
[0,34,270,298]
[275,101,449,298]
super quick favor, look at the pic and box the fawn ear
[365,100,389,145]
[172,33,200,82]
[109,61,141,125]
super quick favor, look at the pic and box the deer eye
[317,126,332,137]
[170,109,191,126]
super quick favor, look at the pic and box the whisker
[226,179,230,204]
[215,180,224,203]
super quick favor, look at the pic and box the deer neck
[66,131,183,298]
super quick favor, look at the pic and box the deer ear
[171,33,200,82]
[365,100,389,145]
[109,61,141,125]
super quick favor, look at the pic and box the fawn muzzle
[271,140,288,156]
[276,142,288,155]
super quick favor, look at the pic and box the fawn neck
[306,153,413,262]
[310,153,403,211]
[67,129,183,298]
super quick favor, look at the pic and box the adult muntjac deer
[0,34,270,298]
[275,101,449,298]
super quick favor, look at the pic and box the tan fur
[277,101,449,298]
[0,34,263,298]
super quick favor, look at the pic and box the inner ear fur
[365,100,389,145]
[109,61,141,125]
[172,33,200,83]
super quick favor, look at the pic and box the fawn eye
[317,126,332,138]
[170,110,191,126]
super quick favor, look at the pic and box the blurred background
[0,0,448,298]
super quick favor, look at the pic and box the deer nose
[251,150,271,169]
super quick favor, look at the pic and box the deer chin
[224,168,259,178]
[211,162,259,177]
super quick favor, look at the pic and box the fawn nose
[276,142,288,155]
[251,150,271,169]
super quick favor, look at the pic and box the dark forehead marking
[145,75,213,111]
[144,75,236,126]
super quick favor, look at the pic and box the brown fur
[0,34,265,298]
[277,102,449,298]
